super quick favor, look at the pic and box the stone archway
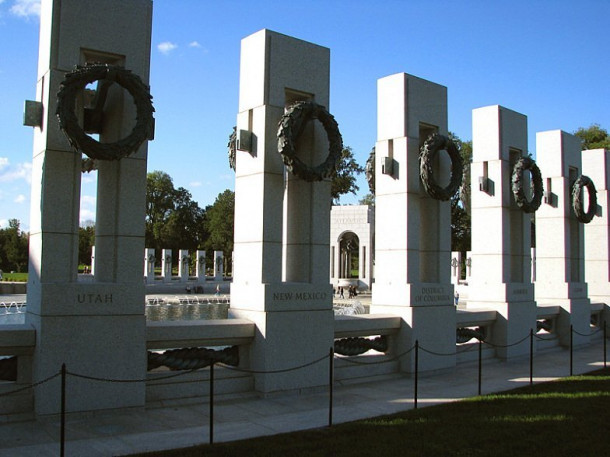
[339,231,360,279]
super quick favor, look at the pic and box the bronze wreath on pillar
[277,101,343,182]
[227,126,237,171]
[56,63,154,161]
[572,175,597,223]
[419,133,463,201]
[365,146,375,194]
[511,157,543,213]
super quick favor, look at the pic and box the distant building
[330,205,374,290]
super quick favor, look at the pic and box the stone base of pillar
[230,283,334,393]
[371,282,456,373]
[26,283,146,415]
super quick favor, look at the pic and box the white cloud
[10,0,41,18]
[81,195,96,207]
[189,41,201,48]
[79,195,97,224]
[81,174,97,184]
[189,181,202,188]
[0,160,32,184]
[157,41,178,55]
[79,208,96,224]
[13,194,26,204]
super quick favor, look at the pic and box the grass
[1,272,27,282]
[131,368,610,457]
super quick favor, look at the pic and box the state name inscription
[77,293,113,304]
[273,291,328,301]
[414,287,451,304]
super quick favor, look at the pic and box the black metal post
[570,324,573,376]
[60,363,66,457]
[604,321,606,368]
[478,338,482,396]
[328,346,333,427]
[414,340,419,410]
[209,363,214,445]
[530,328,534,386]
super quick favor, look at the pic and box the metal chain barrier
[335,344,416,366]
[0,320,606,452]
[0,370,61,398]
[220,352,330,374]
[572,326,603,338]
[480,332,531,349]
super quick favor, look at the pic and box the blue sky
[0,0,609,231]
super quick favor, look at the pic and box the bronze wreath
[511,157,543,213]
[56,63,154,161]
[572,175,597,223]
[277,101,343,182]
[419,133,463,201]
[365,146,375,193]
[228,126,237,171]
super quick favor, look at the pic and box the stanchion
[570,325,574,376]
[530,328,534,386]
[328,346,333,428]
[604,321,606,368]
[209,363,214,445]
[478,338,482,396]
[414,340,419,410]
[60,363,66,457]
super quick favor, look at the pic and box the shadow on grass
[131,368,610,457]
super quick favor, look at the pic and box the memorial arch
[330,205,374,290]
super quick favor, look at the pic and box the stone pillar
[90,245,96,276]
[162,249,172,283]
[214,251,224,281]
[467,105,537,358]
[178,249,190,282]
[196,250,206,283]
[25,0,152,415]
[144,248,155,284]
[370,73,455,372]
[230,29,334,393]
[536,130,591,346]
[451,251,462,285]
[531,247,536,283]
[582,149,610,309]
[466,251,472,278]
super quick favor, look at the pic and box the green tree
[331,147,365,204]
[0,219,29,273]
[145,171,207,252]
[574,124,610,150]
[78,222,95,267]
[449,134,472,253]
[358,193,375,207]
[204,190,235,265]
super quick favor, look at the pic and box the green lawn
[132,368,610,457]
[1,272,27,282]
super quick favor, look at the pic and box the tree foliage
[331,147,365,204]
[449,133,472,253]
[574,124,610,150]
[145,171,207,251]
[359,193,375,207]
[204,190,235,255]
[0,219,29,273]
[78,222,95,266]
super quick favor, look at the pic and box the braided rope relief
[148,346,239,371]
[334,336,388,356]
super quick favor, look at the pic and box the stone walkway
[0,339,605,456]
